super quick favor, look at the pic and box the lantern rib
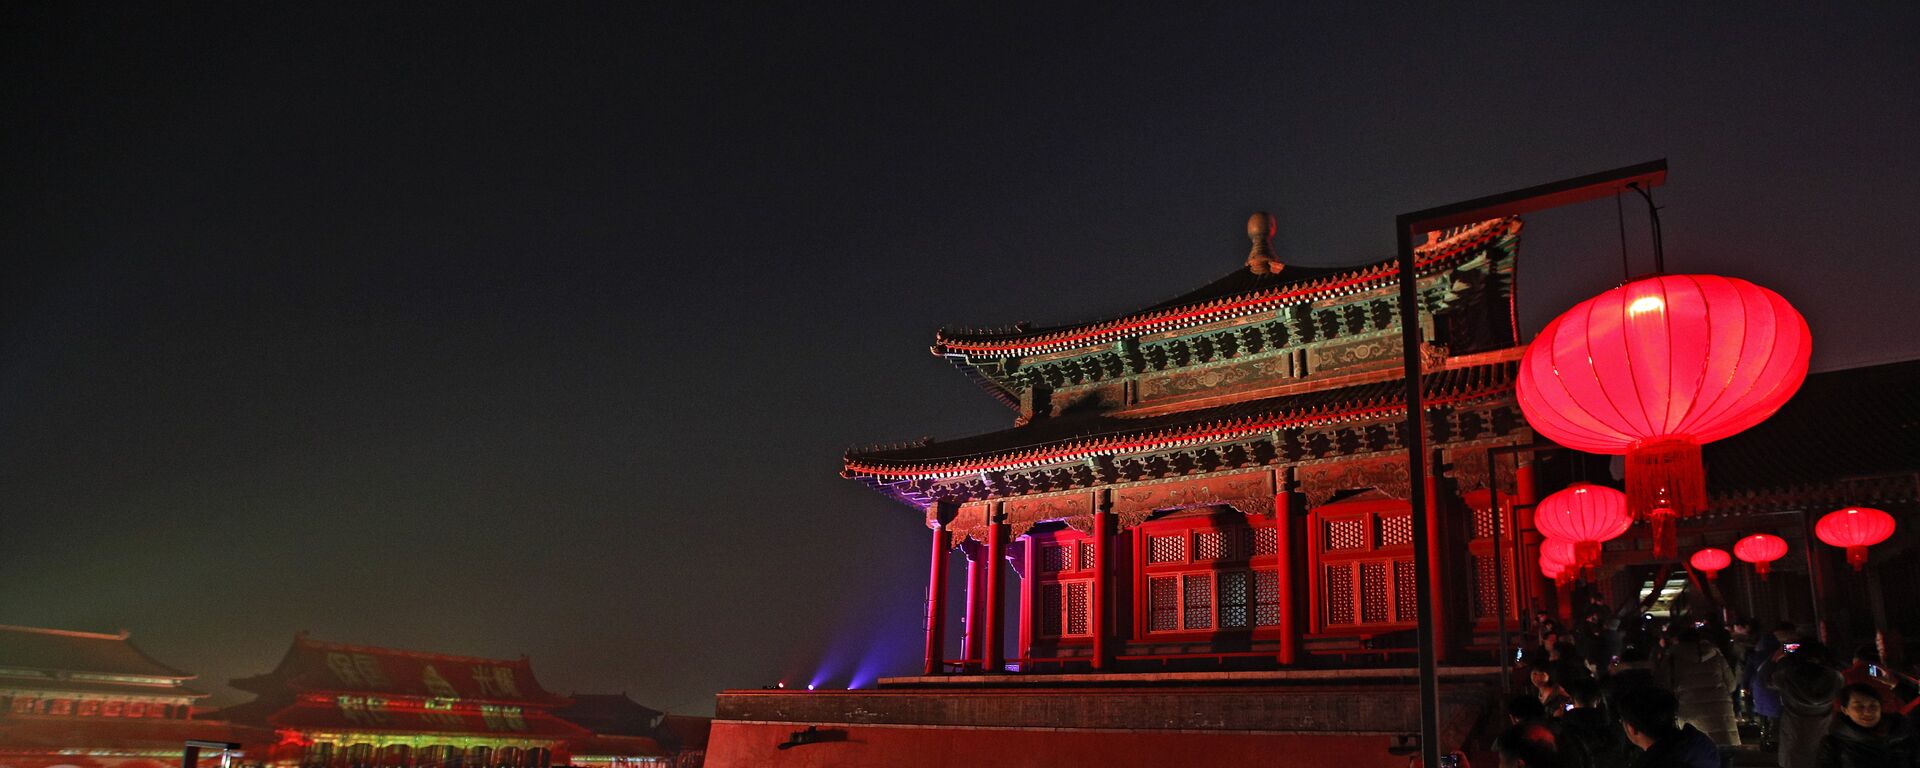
[1586,289,1644,443]
[1687,277,1761,437]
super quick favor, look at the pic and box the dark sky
[3,4,1916,715]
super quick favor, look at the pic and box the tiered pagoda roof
[848,215,1527,509]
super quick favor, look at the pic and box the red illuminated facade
[222,635,694,768]
[0,625,267,768]
[705,209,1920,767]
[846,216,1541,672]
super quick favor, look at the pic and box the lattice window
[1183,574,1214,629]
[1040,544,1071,573]
[1361,561,1391,623]
[1254,527,1278,556]
[1149,534,1188,563]
[1326,518,1365,550]
[1470,555,1501,619]
[1066,582,1090,635]
[1197,531,1226,560]
[1325,565,1355,625]
[1149,576,1180,631]
[1040,583,1063,635]
[1254,570,1281,626]
[1472,506,1505,539]
[1078,542,1096,571]
[1394,559,1420,622]
[1220,571,1250,629]
[1378,515,1413,547]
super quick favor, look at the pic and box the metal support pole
[1394,221,1444,767]
[1395,159,1667,765]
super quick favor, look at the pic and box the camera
[1438,754,1462,768]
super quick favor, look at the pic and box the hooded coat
[1661,640,1741,745]
[1777,657,1846,768]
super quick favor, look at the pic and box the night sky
[3,5,1916,715]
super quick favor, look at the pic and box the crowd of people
[1473,595,1919,768]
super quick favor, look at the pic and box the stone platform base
[705,670,1501,768]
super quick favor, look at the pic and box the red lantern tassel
[1847,545,1869,571]
[1754,561,1771,581]
[1627,439,1706,559]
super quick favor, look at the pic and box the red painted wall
[705,721,1411,768]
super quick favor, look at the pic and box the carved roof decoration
[846,358,1517,482]
[933,217,1520,360]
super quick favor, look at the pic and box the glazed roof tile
[1704,358,1920,493]
[845,359,1518,479]
[0,625,194,680]
[933,218,1520,358]
[230,634,569,708]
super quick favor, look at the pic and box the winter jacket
[1556,706,1633,768]
[1661,640,1741,745]
[1631,723,1723,768]
[1749,636,1785,719]
[1818,712,1916,768]
[1778,658,1846,768]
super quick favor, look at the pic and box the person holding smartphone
[1839,644,1905,714]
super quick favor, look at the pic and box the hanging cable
[1615,191,1631,281]
[1626,182,1666,274]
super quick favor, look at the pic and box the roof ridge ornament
[1245,211,1282,275]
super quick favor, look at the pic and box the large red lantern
[1533,483,1632,569]
[1518,274,1812,559]
[1733,534,1789,580]
[1814,507,1896,571]
[1689,547,1732,580]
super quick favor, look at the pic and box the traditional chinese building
[222,635,589,768]
[0,625,266,768]
[708,214,1540,767]
[854,214,1540,673]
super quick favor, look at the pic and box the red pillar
[1092,505,1113,670]
[1275,488,1300,665]
[1514,461,1540,621]
[963,541,984,669]
[923,523,950,675]
[983,517,1008,672]
[1424,471,1451,663]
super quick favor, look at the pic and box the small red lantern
[1518,275,1812,559]
[1540,538,1584,583]
[1534,483,1632,569]
[1733,534,1789,580]
[1539,551,1574,587]
[1689,547,1732,580]
[1814,507,1896,571]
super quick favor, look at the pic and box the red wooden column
[923,522,950,676]
[1513,461,1540,620]
[962,540,984,669]
[983,512,1008,672]
[1423,471,1451,663]
[1275,487,1300,666]
[1092,501,1113,670]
